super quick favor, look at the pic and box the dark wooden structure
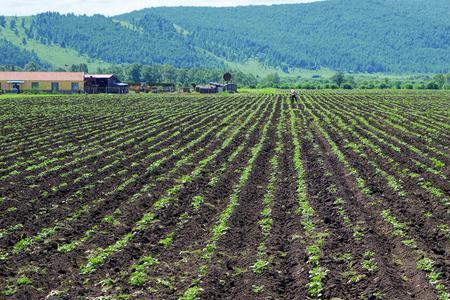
[84,74,128,94]
[195,85,218,93]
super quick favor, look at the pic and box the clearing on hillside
[0,91,449,299]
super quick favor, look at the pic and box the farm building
[0,71,84,93]
[195,82,237,94]
[195,85,218,94]
[84,74,128,94]
[209,82,226,92]
[149,83,176,93]
[225,83,237,92]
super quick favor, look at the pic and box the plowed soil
[0,91,449,300]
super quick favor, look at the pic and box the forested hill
[1,0,450,73]
[121,0,450,73]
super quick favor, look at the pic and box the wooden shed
[84,74,128,94]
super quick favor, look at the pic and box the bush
[342,83,353,89]
[404,84,414,89]
[426,82,440,90]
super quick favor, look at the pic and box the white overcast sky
[0,0,321,16]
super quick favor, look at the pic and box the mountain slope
[120,0,450,73]
[1,0,450,73]
[30,12,224,68]
[0,38,45,68]
[0,16,108,70]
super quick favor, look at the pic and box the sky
[0,0,321,16]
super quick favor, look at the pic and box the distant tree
[0,16,6,27]
[426,82,440,90]
[22,38,27,45]
[79,63,89,73]
[24,61,39,71]
[433,74,446,89]
[378,83,389,89]
[69,64,78,72]
[331,72,345,87]
[126,64,142,83]
[9,19,16,29]
[70,63,89,73]
[160,64,176,83]
[346,75,356,85]
[262,73,281,87]
[342,82,353,89]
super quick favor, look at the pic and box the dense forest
[0,39,45,68]
[120,0,450,73]
[28,13,223,68]
[1,0,450,74]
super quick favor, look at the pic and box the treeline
[0,60,258,87]
[258,72,450,90]
[96,64,258,87]
[2,60,450,91]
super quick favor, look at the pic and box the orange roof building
[0,72,85,93]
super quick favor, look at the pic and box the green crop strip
[0,100,218,227]
[311,97,450,214]
[179,98,277,300]
[114,98,272,292]
[382,210,449,300]
[303,95,449,300]
[79,97,270,275]
[288,98,329,298]
[318,96,448,183]
[1,97,250,259]
[0,95,226,186]
[251,97,284,277]
[54,98,258,261]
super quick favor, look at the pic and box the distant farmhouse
[0,72,85,94]
[0,72,128,94]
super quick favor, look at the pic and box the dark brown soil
[0,93,448,300]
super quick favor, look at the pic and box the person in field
[290,89,299,102]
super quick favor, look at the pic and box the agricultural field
[0,91,449,300]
